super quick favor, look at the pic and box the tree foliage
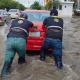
[0,0,25,10]
[45,0,53,10]
[30,1,42,10]
[53,0,60,9]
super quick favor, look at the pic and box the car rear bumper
[26,38,44,51]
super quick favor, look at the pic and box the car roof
[24,9,49,12]
[9,9,19,11]
[9,9,19,10]
[0,9,6,11]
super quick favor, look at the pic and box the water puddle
[0,17,80,80]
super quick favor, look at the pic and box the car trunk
[26,22,46,50]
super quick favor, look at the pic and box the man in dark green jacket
[1,14,33,77]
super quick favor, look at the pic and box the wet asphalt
[0,17,80,80]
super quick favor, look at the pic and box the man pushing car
[1,13,33,77]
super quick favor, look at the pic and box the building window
[65,5,66,8]
[59,5,62,10]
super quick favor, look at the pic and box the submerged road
[0,17,80,80]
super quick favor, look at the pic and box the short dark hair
[20,13,28,19]
[53,6,56,9]
[50,8,58,16]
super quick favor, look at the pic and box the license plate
[29,32,40,37]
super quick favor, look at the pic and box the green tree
[44,0,53,10]
[0,0,25,10]
[30,1,42,10]
[53,0,60,9]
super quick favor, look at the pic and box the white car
[0,10,9,26]
[8,9,21,19]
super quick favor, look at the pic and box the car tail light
[40,31,45,37]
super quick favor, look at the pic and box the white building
[16,0,45,7]
[58,0,74,17]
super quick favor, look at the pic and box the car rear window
[24,12,49,22]
[0,11,3,15]
[9,9,18,12]
[0,11,7,15]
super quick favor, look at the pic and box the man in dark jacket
[40,8,63,69]
[1,14,33,76]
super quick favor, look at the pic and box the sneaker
[18,58,26,64]
[56,61,63,69]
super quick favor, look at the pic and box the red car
[23,10,49,51]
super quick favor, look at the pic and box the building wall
[59,0,72,2]
[58,0,74,17]
[62,3,73,16]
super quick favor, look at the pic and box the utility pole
[77,0,80,9]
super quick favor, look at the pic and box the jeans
[5,38,26,62]
[40,38,62,63]
[1,37,26,76]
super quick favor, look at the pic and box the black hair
[53,6,56,9]
[20,13,28,19]
[50,6,58,16]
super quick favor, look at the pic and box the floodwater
[0,17,80,80]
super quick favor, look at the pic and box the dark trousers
[40,38,62,64]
